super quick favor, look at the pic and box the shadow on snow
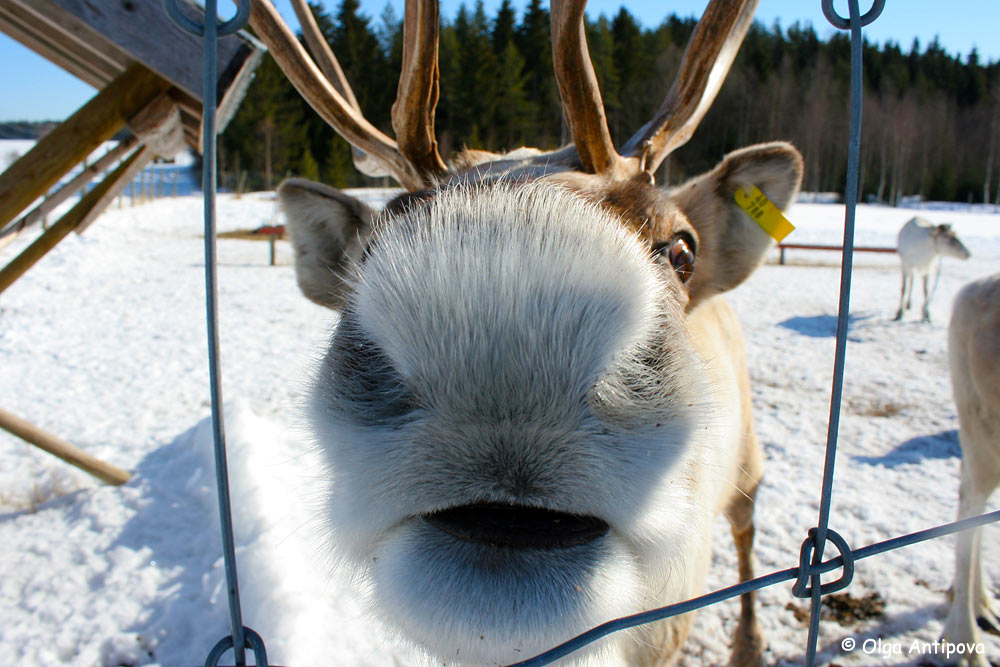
[853,430,961,468]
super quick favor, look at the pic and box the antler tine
[249,0,429,190]
[622,0,758,176]
[392,0,448,181]
[549,0,633,179]
[289,0,361,111]
[289,0,392,177]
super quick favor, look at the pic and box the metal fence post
[162,1,263,666]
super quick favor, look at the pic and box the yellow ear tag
[734,186,795,242]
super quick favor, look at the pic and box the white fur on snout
[373,521,644,665]
[354,182,660,413]
[306,182,712,665]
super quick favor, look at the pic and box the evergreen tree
[331,0,392,128]
[492,0,517,56]
[220,3,1000,202]
[586,15,621,137]
[517,0,560,146]
[492,41,531,151]
[452,3,499,149]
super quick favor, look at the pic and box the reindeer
[943,273,1000,667]
[894,216,971,323]
[248,0,802,664]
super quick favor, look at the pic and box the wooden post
[0,146,153,295]
[269,235,276,266]
[0,63,170,230]
[0,407,131,486]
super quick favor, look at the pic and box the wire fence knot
[792,528,855,598]
[162,0,251,37]
[204,626,268,667]
[821,0,886,29]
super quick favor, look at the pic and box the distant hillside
[0,121,60,139]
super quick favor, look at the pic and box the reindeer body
[248,0,801,663]
[895,216,971,322]
[943,273,1000,667]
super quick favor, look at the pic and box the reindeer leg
[894,272,907,320]
[921,274,932,323]
[943,461,997,667]
[726,442,765,667]
[972,522,1000,634]
[968,456,1000,633]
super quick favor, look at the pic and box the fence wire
[172,1,999,667]
[163,1,264,666]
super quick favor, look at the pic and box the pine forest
[219,0,1000,205]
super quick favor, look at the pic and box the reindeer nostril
[423,503,609,549]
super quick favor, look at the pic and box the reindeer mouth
[423,503,609,549]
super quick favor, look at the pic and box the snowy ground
[1,185,998,667]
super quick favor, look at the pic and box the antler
[550,0,633,179]
[249,0,446,190]
[552,0,758,181]
[253,0,756,188]
[392,0,448,178]
[288,0,360,111]
[622,0,758,174]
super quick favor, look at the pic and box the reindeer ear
[669,142,803,307]
[278,178,375,310]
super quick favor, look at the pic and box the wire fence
[173,1,1000,666]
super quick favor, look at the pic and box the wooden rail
[0,407,131,486]
[776,243,896,265]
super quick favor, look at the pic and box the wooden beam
[0,0,257,102]
[0,63,170,230]
[0,407,130,486]
[0,137,139,241]
[0,0,122,88]
[0,145,153,295]
[127,93,184,158]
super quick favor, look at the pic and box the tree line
[220,0,1000,204]
[0,121,60,139]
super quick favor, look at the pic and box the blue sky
[1,0,997,122]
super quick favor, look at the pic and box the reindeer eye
[651,235,696,284]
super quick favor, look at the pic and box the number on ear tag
[734,186,795,242]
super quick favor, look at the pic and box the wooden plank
[0,63,170,230]
[0,136,139,240]
[777,243,895,253]
[216,40,266,135]
[776,243,896,266]
[0,0,123,88]
[0,0,263,152]
[0,407,130,486]
[75,145,156,234]
[0,145,152,295]
[1,0,260,102]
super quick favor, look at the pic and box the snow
[1,183,999,667]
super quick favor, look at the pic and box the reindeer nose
[423,503,609,549]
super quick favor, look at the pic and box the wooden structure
[0,0,263,250]
[776,243,896,265]
[0,408,131,486]
[0,0,263,481]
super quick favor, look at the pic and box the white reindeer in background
[250,0,802,664]
[943,273,1000,667]
[894,216,971,322]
